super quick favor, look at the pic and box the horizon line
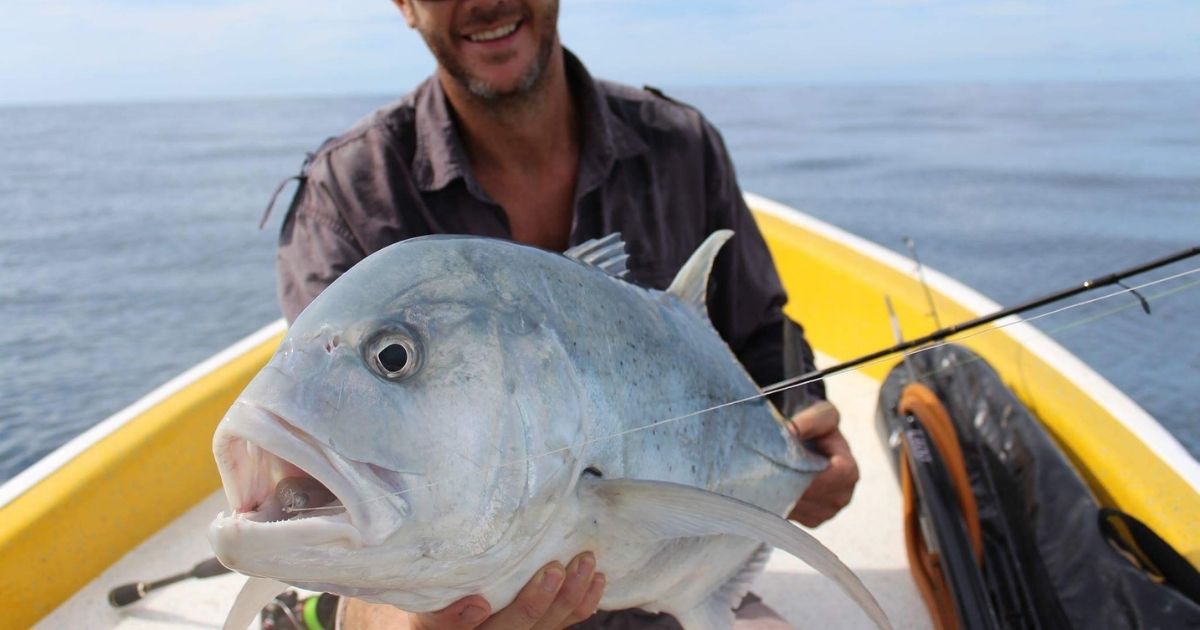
[4,74,1199,110]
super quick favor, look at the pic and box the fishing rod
[762,245,1200,398]
[108,557,231,607]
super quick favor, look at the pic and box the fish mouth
[212,404,367,544]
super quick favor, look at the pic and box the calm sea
[1,81,1197,484]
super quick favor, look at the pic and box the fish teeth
[467,21,518,42]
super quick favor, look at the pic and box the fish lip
[212,403,370,543]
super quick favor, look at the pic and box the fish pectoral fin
[580,477,893,630]
[223,576,288,630]
[674,543,771,630]
[715,543,771,612]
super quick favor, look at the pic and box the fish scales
[209,231,892,629]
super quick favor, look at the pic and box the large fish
[209,231,891,629]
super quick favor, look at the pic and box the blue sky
[3,0,1199,105]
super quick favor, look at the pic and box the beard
[417,1,559,103]
[458,39,550,102]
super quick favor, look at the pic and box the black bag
[876,344,1200,630]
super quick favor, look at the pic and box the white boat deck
[39,358,930,629]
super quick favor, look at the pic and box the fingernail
[461,605,487,624]
[576,552,595,576]
[542,565,565,592]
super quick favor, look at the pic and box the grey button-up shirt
[275,50,821,401]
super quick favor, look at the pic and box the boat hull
[2,195,1195,628]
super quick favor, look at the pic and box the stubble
[417,1,559,106]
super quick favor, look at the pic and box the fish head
[209,237,588,606]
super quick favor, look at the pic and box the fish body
[209,232,890,629]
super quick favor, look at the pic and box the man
[274,0,859,627]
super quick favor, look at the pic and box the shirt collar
[411,75,476,194]
[568,49,650,197]
[410,49,649,196]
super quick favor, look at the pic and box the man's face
[397,0,560,101]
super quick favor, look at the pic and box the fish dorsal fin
[665,230,734,317]
[580,477,893,630]
[564,233,630,278]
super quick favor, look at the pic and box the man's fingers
[791,501,840,528]
[531,552,599,630]
[409,596,491,630]
[478,562,565,630]
[449,553,604,630]
[816,429,859,492]
[785,401,860,528]
[788,400,839,441]
[565,572,606,625]
[788,428,860,527]
[812,425,854,462]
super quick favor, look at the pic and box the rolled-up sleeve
[699,118,825,408]
[275,158,366,325]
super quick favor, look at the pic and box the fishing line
[878,271,1200,392]
[1041,275,1200,335]
[754,264,1200,408]
[283,264,1200,514]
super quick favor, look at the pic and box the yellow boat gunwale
[2,195,1196,628]
[749,193,1199,563]
[0,322,285,628]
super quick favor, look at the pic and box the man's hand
[786,401,859,527]
[392,552,604,630]
[409,552,604,630]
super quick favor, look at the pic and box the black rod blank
[763,245,1200,397]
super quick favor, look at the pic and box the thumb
[788,400,840,441]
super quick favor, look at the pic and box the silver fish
[209,231,891,629]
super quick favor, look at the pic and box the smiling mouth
[464,18,522,43]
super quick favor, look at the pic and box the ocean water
[1,81,1197,484]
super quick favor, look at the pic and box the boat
[2,194,1197,629]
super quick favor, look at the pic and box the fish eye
[379,344,408,372]
[365,329,421,381]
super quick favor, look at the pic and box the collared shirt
[275,50,821,400]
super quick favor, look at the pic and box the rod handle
[107,582,147,608]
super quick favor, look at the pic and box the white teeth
[467,21,518,42]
